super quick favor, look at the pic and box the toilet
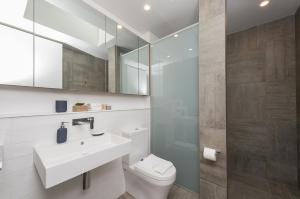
[122,128,176,199]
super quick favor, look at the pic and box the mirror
[105,17,119,94]
[138,39,150,95]
[0,0,150,95]
[118,26,140,95]
[33,0,107,91]
[0,0,34,87]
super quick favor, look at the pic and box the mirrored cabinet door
[0,0,150,95]
[34,36,63,89]
[138,39,150,95]
[0,25,34,87]
[118,28,140,95]
[0,0,34,87]
[34,0,107,91]
[105,17,118,93]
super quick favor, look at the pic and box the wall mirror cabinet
[0,0,150,96]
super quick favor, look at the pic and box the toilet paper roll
[203,147,217,161]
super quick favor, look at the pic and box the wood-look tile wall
[227,16,297,187]
[199,0,227,198]
[296,7,300,188]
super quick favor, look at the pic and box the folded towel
[153,161,173,175]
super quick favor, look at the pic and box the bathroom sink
[33,133,131,188]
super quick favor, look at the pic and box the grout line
[0,108,151,119]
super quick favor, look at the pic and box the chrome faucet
[72,117,94,129]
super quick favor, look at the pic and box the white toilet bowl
[123,154,176,199]
[122,128,176,199]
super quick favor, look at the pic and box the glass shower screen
[151,24,199,193]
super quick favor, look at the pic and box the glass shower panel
[151,24,199,193]
[120,49,139,94]
[138,39,150,96]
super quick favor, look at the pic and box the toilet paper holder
[203,147,221,162]
[204,147,221,153]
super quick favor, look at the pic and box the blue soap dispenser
[57,122,68,144]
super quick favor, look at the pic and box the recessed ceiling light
[167,55,171,58]
[260,0,270,7]
[188,48,193,51]
[144,4,151,11]
[117,24,123,29]
[174,34,179,38]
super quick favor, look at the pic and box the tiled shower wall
[199,0,227,198]
[227,16,297,187]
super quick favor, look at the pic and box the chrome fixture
[72,117,94,129]
[82,172,90,190]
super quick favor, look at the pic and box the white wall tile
[0,87,150,116]
[0,87,150,199]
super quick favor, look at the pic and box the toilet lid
[133,154,176,181]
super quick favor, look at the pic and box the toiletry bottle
[57,122,68,144]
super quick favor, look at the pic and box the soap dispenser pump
[57,122,68,144]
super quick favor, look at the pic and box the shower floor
[228,173,300,199]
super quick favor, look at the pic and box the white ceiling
[85,0,199,38]
[227,0,300,34]
[83,0,300,39]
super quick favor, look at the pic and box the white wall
[0,86,150,199]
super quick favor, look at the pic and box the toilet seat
[129,154,176,185]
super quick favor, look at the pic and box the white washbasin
[34,133,131,188]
